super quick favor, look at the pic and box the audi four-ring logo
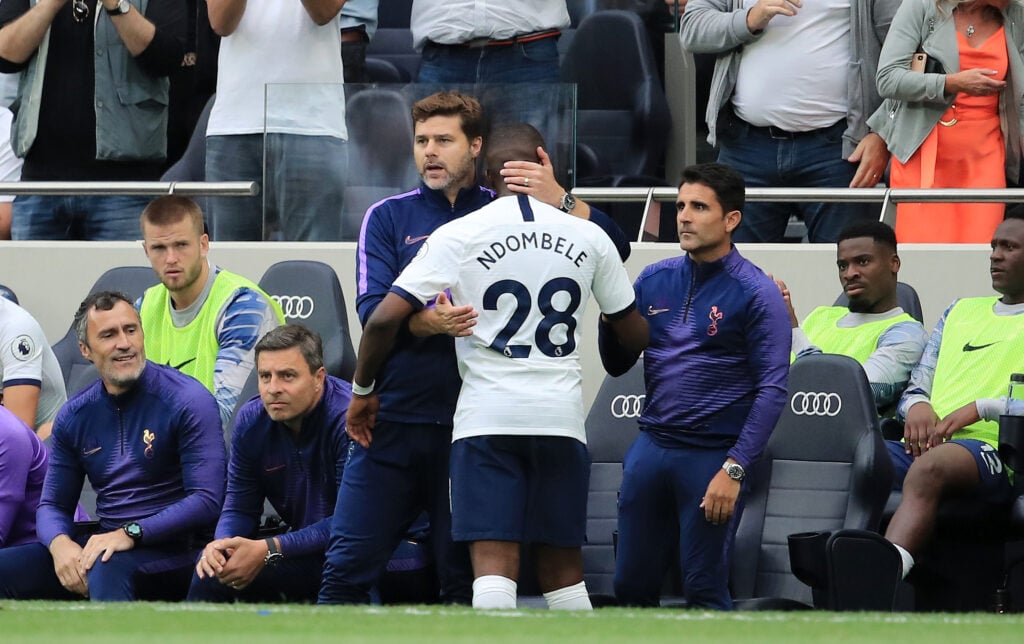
[610,394,645,419]
[790,392,842,417]
[272,295,315,319]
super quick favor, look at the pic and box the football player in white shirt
[345,123,648,610]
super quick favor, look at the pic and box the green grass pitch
[3,602,1024,643]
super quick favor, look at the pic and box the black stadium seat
[365,29,420,82]
[51,266,160,398]
[582,361,644,597]
[560,10,671,181]
[343,88,418,240]
[730,354,893,608]
[257,260,357,383]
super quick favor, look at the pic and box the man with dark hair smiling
[0,291,225,601]
[776,220,927,412]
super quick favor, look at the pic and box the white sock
[543,581,593,611]
[893,543,915,580]
[472,575,518,610]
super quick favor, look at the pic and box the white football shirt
[393,195,635,443]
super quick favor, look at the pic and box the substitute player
[344,123,649,610]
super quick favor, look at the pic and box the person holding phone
[868,0,1024,243]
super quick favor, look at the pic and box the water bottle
[998,373,1024,471]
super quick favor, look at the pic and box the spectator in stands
[868,0,1024,243]
[599,162,791,609]
[0,108,21,239]
[343,123,648,611]
[205,0,347,241]
[0,296,67,439]
[411,1,565,83]
[776,221,928,413]
[319,90,625,606]
[0,291,225,600]
[0,0,185,241]
[137,195,283,431]
[885,210,1024,580]
[679,0,897,242]
[411,0,570,131]
[0,404,46,548]
[341,0,377,83]
[189,325,352,603]
[0,71,18,239]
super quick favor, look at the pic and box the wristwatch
[106,0,131,16]
[559,192,577,213]
[722,461,745,482]
[263,537,284,567]
[122,522,144,543]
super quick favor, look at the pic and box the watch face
[561,193,577,211]
[726,464,745,480]
[124,523,143,539]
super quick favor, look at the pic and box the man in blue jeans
[411,0,569,137]
[678,0,897,242]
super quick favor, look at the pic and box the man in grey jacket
[0,0,185,241]
[678,0,898,242]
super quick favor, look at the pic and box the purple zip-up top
[600,247,791,468]
[37,362,225,547]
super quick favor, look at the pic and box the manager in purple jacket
[599,163,791,609]
[0,291,226,601]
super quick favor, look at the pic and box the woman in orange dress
[868,0,1024,243]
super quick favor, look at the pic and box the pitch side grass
[3,602,1023,643]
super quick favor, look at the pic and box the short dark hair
[254,324,324,373]
[837,220,898,253]
[679,163,745,215]
[411,91,484,141]
[484,122,544,174]
[141,195,205,237]
[73,291,135,347]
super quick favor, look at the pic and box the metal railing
[0,181,259,197]
[572,186,1024,242]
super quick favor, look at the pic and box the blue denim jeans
[11,195,151,240]
[416,37,561,84]
[716,115,877,243]
[206,133,348,241]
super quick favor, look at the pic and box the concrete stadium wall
[0,241,995,410]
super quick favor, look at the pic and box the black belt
[744,119,844,140]
[427,29,561,50]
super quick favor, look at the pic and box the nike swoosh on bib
[169,358,196,370]
[962,341,999,352]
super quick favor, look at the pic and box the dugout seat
[832,281,925,324]
[50,266,160,398]
[730,354,894,609]
[257,260,356,383]
[582,361,644,597]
